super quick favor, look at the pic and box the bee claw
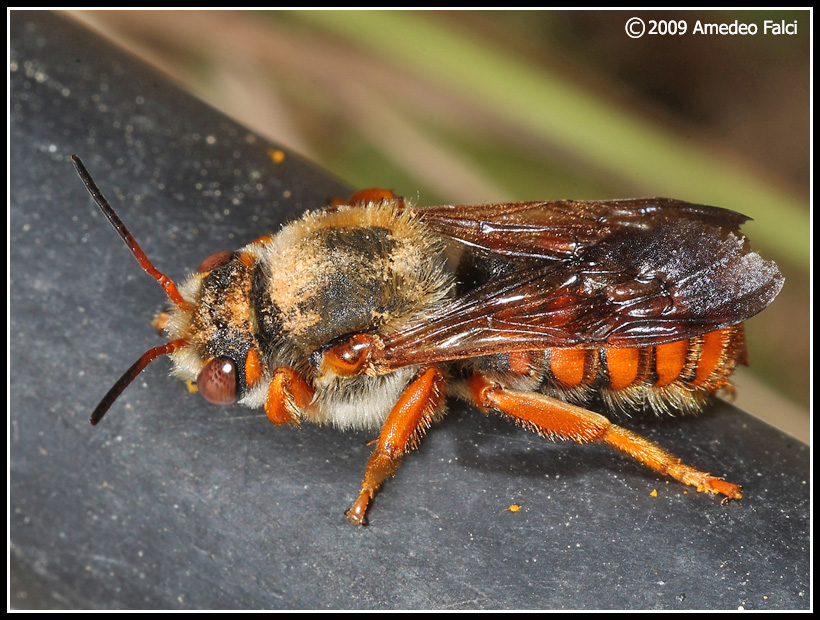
[346,495,370,526]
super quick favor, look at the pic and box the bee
[72,155,783,525]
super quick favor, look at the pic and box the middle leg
[347,367,447,525]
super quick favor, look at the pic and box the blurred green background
[67,9,810,440]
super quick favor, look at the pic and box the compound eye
[196,250,233,273]
[197,357,238,405]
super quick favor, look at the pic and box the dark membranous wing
[374,199,783,370]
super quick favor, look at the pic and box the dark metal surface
[10,11,809,610]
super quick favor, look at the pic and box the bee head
[161,247,266,409]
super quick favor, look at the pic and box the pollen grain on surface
[267,148,286,164]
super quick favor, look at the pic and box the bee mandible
[72,155,783,525]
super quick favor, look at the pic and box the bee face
[163,250,261,405]
[74,156,782,525]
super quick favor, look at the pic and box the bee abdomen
[522,324,747,415]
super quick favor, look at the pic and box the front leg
[264,367,315,426]
[347,367,447,526]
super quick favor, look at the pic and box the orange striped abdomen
[542,325,748,415]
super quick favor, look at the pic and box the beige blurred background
[66,9,810,442]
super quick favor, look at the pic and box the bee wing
[411,198,750,261]
[376,199,783,369]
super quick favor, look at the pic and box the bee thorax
[255,204,453,357]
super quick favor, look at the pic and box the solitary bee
[73,155,783,525]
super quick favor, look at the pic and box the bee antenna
[91,339,188,425]
[71,155,189,310]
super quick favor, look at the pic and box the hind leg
[468,375,742,501]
